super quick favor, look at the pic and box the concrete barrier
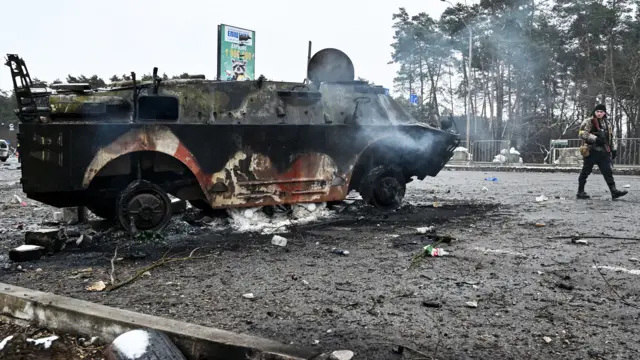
[0,283,322,360]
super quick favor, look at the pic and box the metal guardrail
[450,138,640,168]
[550,138,640,167]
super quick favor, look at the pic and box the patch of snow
[111,329,150,359]
[493,154,507,163]
[26,335,59,349]
[14,244,44,252]
[0,335,14,350]
[454,146,469,152]
[509,147,520,155]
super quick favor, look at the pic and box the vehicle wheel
[359,165,406,211]
[87,200,116,220]
[117,180,173,233]
[0,157,7,162]
[104,328,187,360]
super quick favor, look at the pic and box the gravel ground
[1,161,640,360]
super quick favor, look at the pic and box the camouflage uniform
[577,104,627,199]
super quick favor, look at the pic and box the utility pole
[441,0,472,149]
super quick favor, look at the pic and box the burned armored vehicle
[5,49,459,232]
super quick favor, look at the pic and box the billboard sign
[217,24,255,81]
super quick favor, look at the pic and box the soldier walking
[577,104,627,200]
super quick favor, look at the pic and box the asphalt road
[1,166,639,360]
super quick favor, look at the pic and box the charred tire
[117,180,173,233]
[359,165,406,211]
[87,200,116,220]
[104,328,187,360]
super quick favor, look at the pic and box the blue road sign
[384,88,390,95]
[409,94,419,105]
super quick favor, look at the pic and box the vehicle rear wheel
[117,180,173,233]
[0,157,7,162]
[359,165,406,211]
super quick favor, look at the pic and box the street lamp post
[441,0,472,150]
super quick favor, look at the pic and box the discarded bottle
[331,248,350,256]
[424,245,449,257]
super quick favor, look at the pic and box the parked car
[0,140,9,162]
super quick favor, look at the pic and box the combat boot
[576,183,590,199]
[576,191,590,199]
[610,185,628,200]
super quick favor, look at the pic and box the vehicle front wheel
[0,157,7,162]
[359,165,406,211]
[116,180,173,233]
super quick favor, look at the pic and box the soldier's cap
[594,104,607,113]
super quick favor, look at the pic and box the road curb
[445,165,640,176]
[0,282,322,360]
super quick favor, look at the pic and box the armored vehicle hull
[6,49,459,233]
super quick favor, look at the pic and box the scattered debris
[572,239,588,245]
[0,335,13,351]
[330,350,354,360]
[535,195,548,202]
[9,244,45,262]
[331,248,350,256]
[422,300,442,308]
[416,226,434,234]
[242,293,255,299]
[481,186,488,192]
[63,207,88,224]
[535,222,545,227]
[26,335,59,349]
[52,211,63,222]
[423,245,449,257]
[86,281,107,292]
[543,336,552,343]
[548,234,640,242]
[170,198,187,214]
[465,301,478,308]
[624,184,630,188]
[12,194,26,206]
[556,282,575,291]
[271,235,288,247]
[25,228,66,253]
[473,247,527,258]
[109,248,206,292]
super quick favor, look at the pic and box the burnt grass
[2,168,640,360]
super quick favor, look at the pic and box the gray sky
[0,0,454,96]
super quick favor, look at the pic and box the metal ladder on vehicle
[4,54,50,123]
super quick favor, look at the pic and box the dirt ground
[0,321,104,359]
[1,159,640,360]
